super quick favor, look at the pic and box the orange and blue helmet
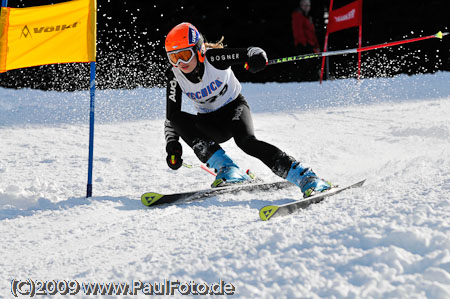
[165,22,206,66]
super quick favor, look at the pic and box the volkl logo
[20,25,32,38]
[20,22,79,39]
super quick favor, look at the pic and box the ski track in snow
[1,72,450,298]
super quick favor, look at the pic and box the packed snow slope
[1,72,450,298]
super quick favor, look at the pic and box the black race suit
[164,48,294,178]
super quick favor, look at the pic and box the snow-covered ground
[1,72,449,298]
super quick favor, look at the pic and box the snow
[1,72,450,298]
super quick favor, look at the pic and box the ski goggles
[167,48,195,66]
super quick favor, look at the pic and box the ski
[259,179,366,221]
[141,180,294,207]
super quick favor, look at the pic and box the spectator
[291,0,321,80]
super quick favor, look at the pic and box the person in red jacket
[291,0,321,80]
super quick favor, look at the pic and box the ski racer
[164,22,331,197]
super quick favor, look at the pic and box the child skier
[164,22,331,197]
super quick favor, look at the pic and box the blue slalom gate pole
[1,0,8,7]
[86,61,96,197]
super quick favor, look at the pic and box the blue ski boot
[207,149,252,187]
[286,161,332,197]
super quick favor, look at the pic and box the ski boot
[207,149,252,188]
[286,161,332,197]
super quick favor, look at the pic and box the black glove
[245,47,268,73]
[166,141,183,170]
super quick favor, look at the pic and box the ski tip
[141,192,164,207]
[356,179,366,187]
[259,205,279,221]
[436,31,449,39]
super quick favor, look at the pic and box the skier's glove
[166,141,183,170]
[245,47,268,73]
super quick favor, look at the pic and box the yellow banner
[0,0,96,73]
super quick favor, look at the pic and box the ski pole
[182,162,216,176]
[265,31,448,66]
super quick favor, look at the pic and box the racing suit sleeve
[164,68,182,145]
[205,48,249,70]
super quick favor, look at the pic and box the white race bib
[171,56,241,113]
